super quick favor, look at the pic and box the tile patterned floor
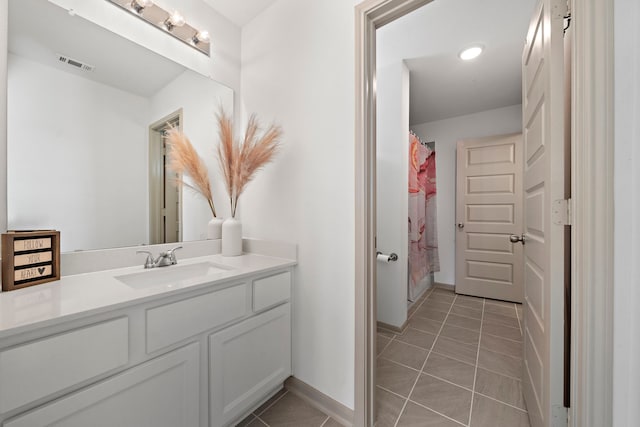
[376,287,530,427]
[235,388,341,427]
[232,287,528,427]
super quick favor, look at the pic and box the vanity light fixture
[459,45,484,61]
[164,10,186,31]
[192,30,210,45]
[130,0,152,14]
[107,0,210,56]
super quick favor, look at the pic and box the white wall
[240,0,357,409]
[376,61,409,328]
[411,104,522,285]
[613,0,640,424]
[7,54,149,252]
[150,70,234,241]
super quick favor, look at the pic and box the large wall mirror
[7,0,233,253]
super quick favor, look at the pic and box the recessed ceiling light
[459,46,483,61]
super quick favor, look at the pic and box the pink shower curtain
[408,132,440,301]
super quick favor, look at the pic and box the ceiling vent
[57,54,95,72]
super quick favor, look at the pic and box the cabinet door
[4,343,200,427]
[210,303,291,427]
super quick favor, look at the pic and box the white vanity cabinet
[0,265,294,427]
[3,342,201,427]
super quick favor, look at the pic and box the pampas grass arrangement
[165,127,218,219]
[217,109,282,218]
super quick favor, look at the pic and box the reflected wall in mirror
[7,0,233,253]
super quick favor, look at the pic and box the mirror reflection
[7,0,233,253]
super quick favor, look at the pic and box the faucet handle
[167,246,183,264]
[136,250,155,269]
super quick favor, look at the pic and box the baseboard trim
[285,376,354,427]
[377,319,408,334]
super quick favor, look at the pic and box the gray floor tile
[446,314,482,331]
[421,300,453,314]
[424,352,476,389]
[408,316,443,334]
[484,303,518,318]
[377,335,392,355]
[410,374,472,424]
[427,292,455,303]
[375,386,406,427]
[259,392,327,427]
[485,299,515,308]
[483,321,522,341]
[483,311,521,329]
[377,358,420,398]
[480,332,523,359]
[321,418,343,427]
[450,304,483,320]
[477,348,522,379]
[414,307,449,322]
[380,340,429,370]
[432,287,455,295]
[433,336,479,365]
[470,394,530,427]
[396,328,437,350]
[246,417,268,426]
[396,401,462,427]
[378,328,396,338]
[236,414,260,426]
[454,295,484,310]
[253,388,288,415]
[440,324,480,345]
[474,368,526,409]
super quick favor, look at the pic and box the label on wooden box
[2,231,61,292]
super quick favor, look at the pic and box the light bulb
[130,0,153,14]
[192,30,210,44]
[168,10,185,27]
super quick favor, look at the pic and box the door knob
[457,223,465,229]
[510,234,526,244]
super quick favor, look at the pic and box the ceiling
[9,0,186,98]
[202,0,278,27]
[377,0,537,125]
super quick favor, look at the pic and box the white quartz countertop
[0,253,296,339]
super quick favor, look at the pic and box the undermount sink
[115,262,234,289]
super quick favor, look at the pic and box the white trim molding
[355,0,616,426]
[570,0,615,426]
[354,1,433,425]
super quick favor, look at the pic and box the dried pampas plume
[216,109,282,218]
[165,126,217,218]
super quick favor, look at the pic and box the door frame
[148,110,183,245]
[353,0,614,426]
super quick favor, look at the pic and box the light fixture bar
[106,0,210,56]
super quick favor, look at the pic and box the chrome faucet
[136,246,183,269]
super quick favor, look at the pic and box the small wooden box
[2,230,61,292]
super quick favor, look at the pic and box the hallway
[376,287,529,426]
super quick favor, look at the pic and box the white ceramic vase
[221,217,242,256]
[207,217,224,239]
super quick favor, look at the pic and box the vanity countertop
[0,252,296,340]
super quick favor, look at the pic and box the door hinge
[552,404,569,426]
[552,198,572,226]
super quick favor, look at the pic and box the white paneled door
[521,0,567,426]
[455,134,524,303]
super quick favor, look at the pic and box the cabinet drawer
[252,271,291,312]
[0,317,128,414]
[147,283,248,353]
[3,343,199,427]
